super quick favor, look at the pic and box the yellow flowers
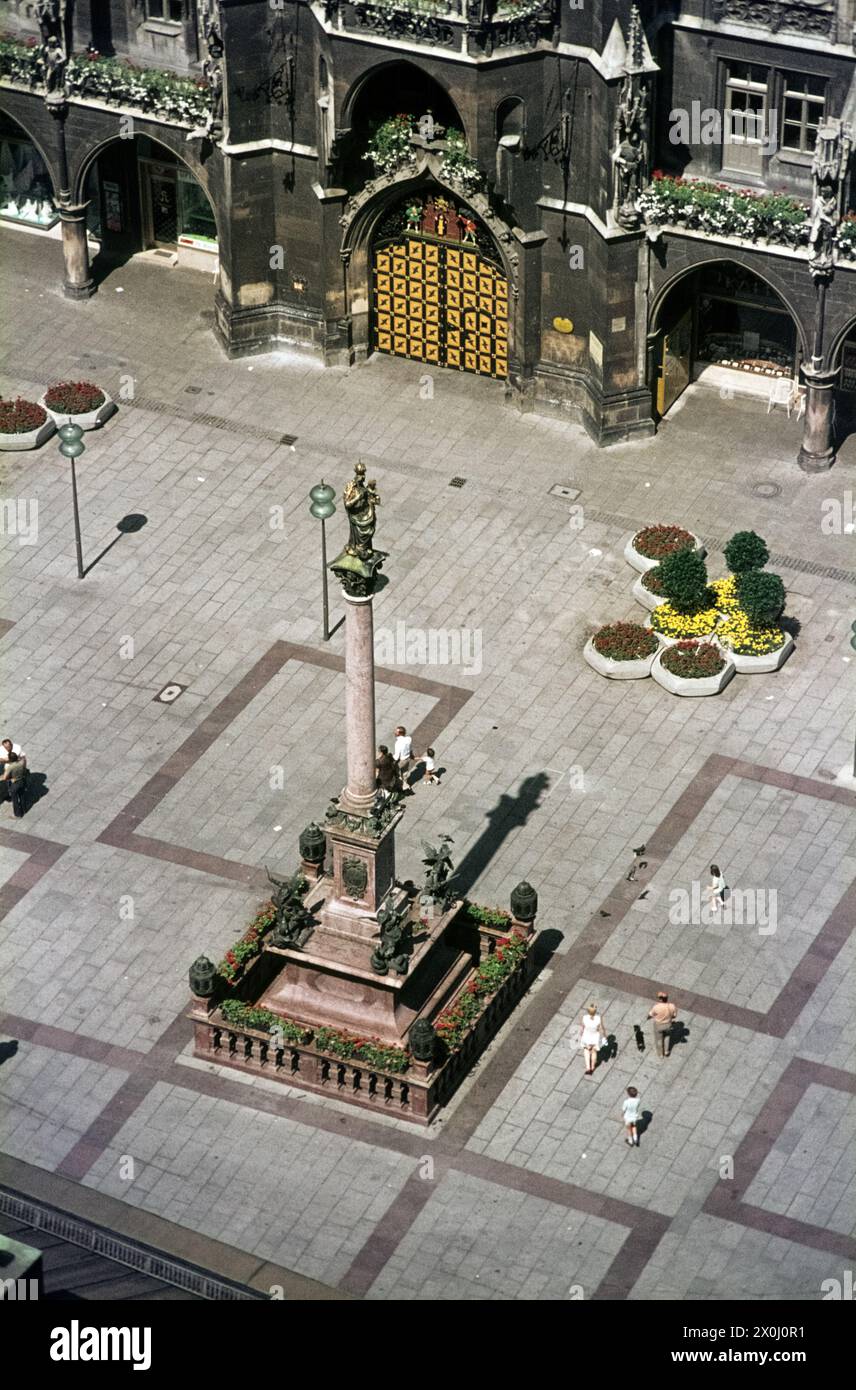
[653,576,787,654]
[710,575,741,613]
[650,602,721,638]
[717,613,785,656]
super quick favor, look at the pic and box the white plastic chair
[767,378,795,415]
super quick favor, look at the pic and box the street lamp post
[58,423,86,579]
[309,481,336,640]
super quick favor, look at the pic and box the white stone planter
[624,530,706,574]
[40,391,116,432]
[651,646,735,697]
[720,633,794,674]
[583,635,656,680]
[632,573,662,612]
[0,418,56,451]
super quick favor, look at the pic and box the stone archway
[76,132,218,265]
[649,257,807,417]
[340,150,521,380]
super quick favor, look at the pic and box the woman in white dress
[578,1002,606,1076]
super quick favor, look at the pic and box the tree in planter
[724,530,769,575]
[736,571,786,627]
[658,547,711,614]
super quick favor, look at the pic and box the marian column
[330,461,387,816]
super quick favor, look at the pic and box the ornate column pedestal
[797,366,837,473]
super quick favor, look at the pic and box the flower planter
[583,635,655,680]
[0,418,56,451]
[40,391,116,432]
[632,573,662,612]
[651,646,735,697]
[721,633,794,674]
[624,530,705,574]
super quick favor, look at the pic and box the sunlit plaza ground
[1,225,855,1300]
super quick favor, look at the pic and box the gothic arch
[340,154,518,296]
[828,314,856,370]
[649,255,809,360]
[341,59,467,145]
[73,129,215,218]
[0,101,61,200]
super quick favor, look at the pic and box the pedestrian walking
[1,750,28,818]
[0,739,24,806]
[622,1087,641,1146]
[707,863,728,913]
[577,1002,607,1076]
[393,726,412,777]
[647,991,677,1058]
[375,745,400,798]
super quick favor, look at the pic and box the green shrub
[724,530,770,574]
[736,570,786,626]
[658,548,710,615]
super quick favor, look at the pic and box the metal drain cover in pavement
[751,481,783,499]
[449,477,467,488]
[280,434,298,446]
[549,484,581,501]
[154,683,187,704]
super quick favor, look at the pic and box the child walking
[421,748,439,785]
[622,1086,640,1146]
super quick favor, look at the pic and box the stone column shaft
[798,368,837,472]
[60,205,95,300]
[341,593,376,815]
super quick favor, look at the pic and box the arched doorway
[651,261,802,417]
[371,189,509,379]
[0,109,57,229]
[341,61,464,192]
[79,135,217,265]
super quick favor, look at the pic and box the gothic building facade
[1,0,855,462]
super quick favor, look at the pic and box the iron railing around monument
[189,931,536,1125]
[316,0,560,55]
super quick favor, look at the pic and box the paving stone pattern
[0,229,854,1300]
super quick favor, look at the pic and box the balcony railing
[710,0,838,41]
[318,0,560,55]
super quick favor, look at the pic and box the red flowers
[44,381,106,414]
[0,398,47,434]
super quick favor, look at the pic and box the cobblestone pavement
[1,227,854,1301]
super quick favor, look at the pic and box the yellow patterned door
[373,234,508,379]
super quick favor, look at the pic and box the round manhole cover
[751,481,783,499]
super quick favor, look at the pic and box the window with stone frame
[146,0,185,21]
[780,72,826,155]
[722,62,769,175]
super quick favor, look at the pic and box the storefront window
[0,133,57,228]
[178,169,217,246]
[781,72,825,155]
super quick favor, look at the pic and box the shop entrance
[652,262,799,417]
[371,192,509,379]
[82,136,217,260]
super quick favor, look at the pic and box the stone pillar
[798,366,837,472]
[60,203,95,300]
[340,591,377,816]
[509,226,547,411]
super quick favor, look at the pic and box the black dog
[633,1024,646,1053]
